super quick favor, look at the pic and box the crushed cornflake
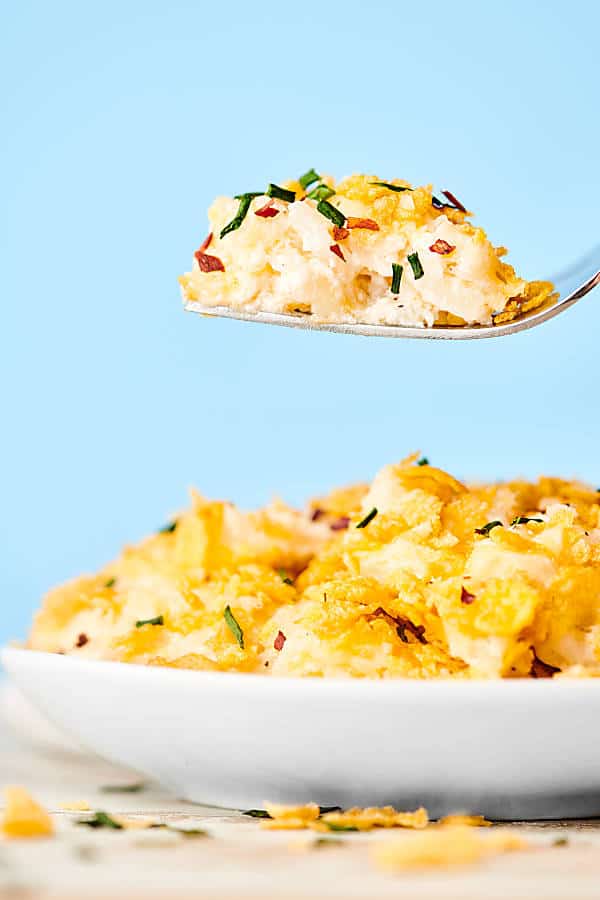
[261,803,428,832]
[437,813,492,827]
[1,786,54,839]
[315,805,428,833]
[261,802,321,830]
[372,825,527,871]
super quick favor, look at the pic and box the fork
[184,246,600,340]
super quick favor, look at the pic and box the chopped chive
[224,604,244,649]
[391,263,403,294]
[356,507,378,529]
[221,194,261,238]
[474,520,503,536]
[322,822,359,832]
[408,252,424,280]
[266,183,296,203]
[298,168,320,190]
[313,837,343,847]
[233,192,263,200]
[278,569,294,586]
[511,516,544,526]
[171,827,209,838]
[104,577,116,588]
[417,456,429,466]
[135,615,164,628]
[243,809,271,818]
[307,183,335,202]
[100,782,147,794]
[158,521,177,534]
[370,181,412,192]
[316,199,346,227]
[76,811,123,830]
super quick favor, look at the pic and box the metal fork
[184,246,599,340]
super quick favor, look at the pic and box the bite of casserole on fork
[179,171,556,328]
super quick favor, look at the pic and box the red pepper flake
[365,607,428,645]
[194,250,225,273]
[346,217,380,231]
[254,200,279,218]
[329,243,345,262]
[311,508,325,522]
[530,648,561,678]
[429,239,456,255]
[274,630,286,651]
[332,226,350,241]
[198,232,213,252]
[461,586,475,605]
[75,633,89,648]
[441,190,467,213]
[330,515,350,531]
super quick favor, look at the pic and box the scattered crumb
[60,801,91,811]
[436,813,492,827]
[1,786,54,839]
[372,825,528,871]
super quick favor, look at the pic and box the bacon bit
[75,633,89,647]
[329,243,345,262]
[311,508,325,522]
[429,239,456,255]
[198,232,213,252]
[347,217,380,231]
[330,515,350,531]
[194,251,225,273]
[441,190,467,213]
[332,226,350,241]
[254,200,279,218]
[461,587,475,605]
[365,607,428,645]
[530,648,561,678]
[274,630,286,652]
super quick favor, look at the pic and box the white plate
[3,646,600,820]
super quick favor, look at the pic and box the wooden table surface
[2,682,600,900]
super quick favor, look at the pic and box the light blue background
[2,0,599,645]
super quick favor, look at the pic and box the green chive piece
[278,569,294,586]
[135,615,164,628]
[266,183,296,203]
[158,521,177,534]
[408,252,424,280]
[370,181,412,193]
[224,605,244,649]
[474,520,503,536]
[307,183,335,202]
[417,457,429,466]
[356,507,378,529]
[104,577,116,588]
[233,192,263,200]
[100,782,147,794]
[298,168,320,190]
[170,827,209,838]
[511,516,544,526]
[316,199,346,227]
[243,809,271,818]
[391,263,403,294]
[221,193,261,238]
[323,822,359,832]
[76,811,123,830]
[313,837,343,847]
